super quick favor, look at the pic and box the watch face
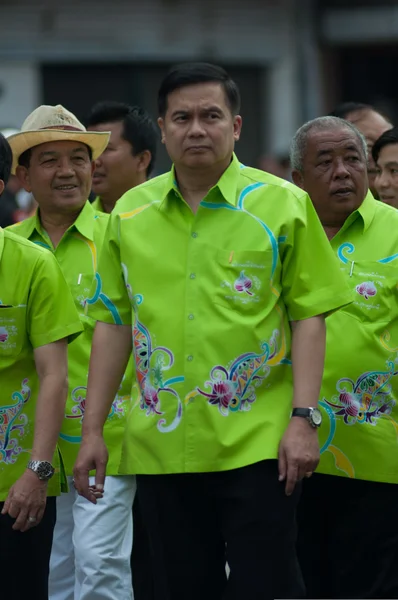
[36,461,54,479]
[312,408,322,426]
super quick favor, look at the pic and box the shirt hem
[289,290,353,321]
[31,322,83,348]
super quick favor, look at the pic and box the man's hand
[278,417,320,496]
[73,434,108,503]
[1,470,47,531]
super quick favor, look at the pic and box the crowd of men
[1,62,398,600]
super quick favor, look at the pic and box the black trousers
[131,490,155,600]
[137,459,305,600]
[297,473,398,599]
[0,496,56,600]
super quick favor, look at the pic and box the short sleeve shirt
[317,192,398,483]
[89,154,353,475]
[8,202,132,475]
[0,228,83,500]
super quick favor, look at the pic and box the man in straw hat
[0,131,83,600]
[7,105,136,600]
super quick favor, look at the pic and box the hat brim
[7,129,110,174]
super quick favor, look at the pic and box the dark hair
[86,101,158,176]
[330,102,392,125]
[372,126,397,163]
[158,62,241,118]
[329,102,373,119]
[18,143,92,169]
[0,133,13,190]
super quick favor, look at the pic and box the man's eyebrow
[316,149,332,158]
[201,106,223,113]
[171,109,190,117]
[38,151,57,159]
[71,146,88,153]
[316,144,360,157]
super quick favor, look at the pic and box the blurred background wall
[0,0,397,173]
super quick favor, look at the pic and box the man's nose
[333,159,350,178]
[188,118,206,136]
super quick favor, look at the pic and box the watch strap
[291,408,312,418]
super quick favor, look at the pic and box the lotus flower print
[0,327,8,343]
[141,381,163,416]
[234,271,253,296]
[356,281,377,300]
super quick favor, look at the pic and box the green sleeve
[281,192,353,321]
[86,213,132,325]
[28,251,83,348]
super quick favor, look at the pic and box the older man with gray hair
[291,115,398,599]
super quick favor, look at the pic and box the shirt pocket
[213,249,275,314]
[342,260,397,324]
[0,305,27,357]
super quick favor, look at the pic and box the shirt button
[188,314,194,320]
[191,232,198,238]
[190,273,196,279]
[187,355,194,362]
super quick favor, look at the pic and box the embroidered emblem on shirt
[355,281,377,300]
[234,271,254,296]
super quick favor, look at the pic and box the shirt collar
[340,190,376,234]
[30,200,96,242]
[71,201,96,241]
[159,153,241,208]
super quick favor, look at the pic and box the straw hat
[7,104,110,174]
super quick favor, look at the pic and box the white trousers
[49,475,136,600]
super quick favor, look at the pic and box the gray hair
[290,116,368,173]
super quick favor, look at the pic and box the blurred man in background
[86,101,158,213]
[372,127,398,209]
[330,102,392,197]
[87,99,158,600]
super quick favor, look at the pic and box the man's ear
[0,179,4,196]
[158,117,165,144]
[137,150,151,174]
[292,170,304,190]
[15,165,32,192]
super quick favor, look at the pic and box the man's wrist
[291,407,322,428]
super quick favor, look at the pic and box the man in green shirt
[0,132,83,600]
[372,126,398,209]
[74,63,352,600]
[86,101,158,214]
[8,105,135,600]
[291,116,398,599]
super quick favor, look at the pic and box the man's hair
[86,101,158,176]
[158,62,241,118]
[372,126,398,163]
[290,116,368,173]
[0,133,13,191]
[18,144,93,169]
[330,101,392,124]
[329,102,373,119]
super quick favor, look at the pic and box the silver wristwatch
[27,460,55,481]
